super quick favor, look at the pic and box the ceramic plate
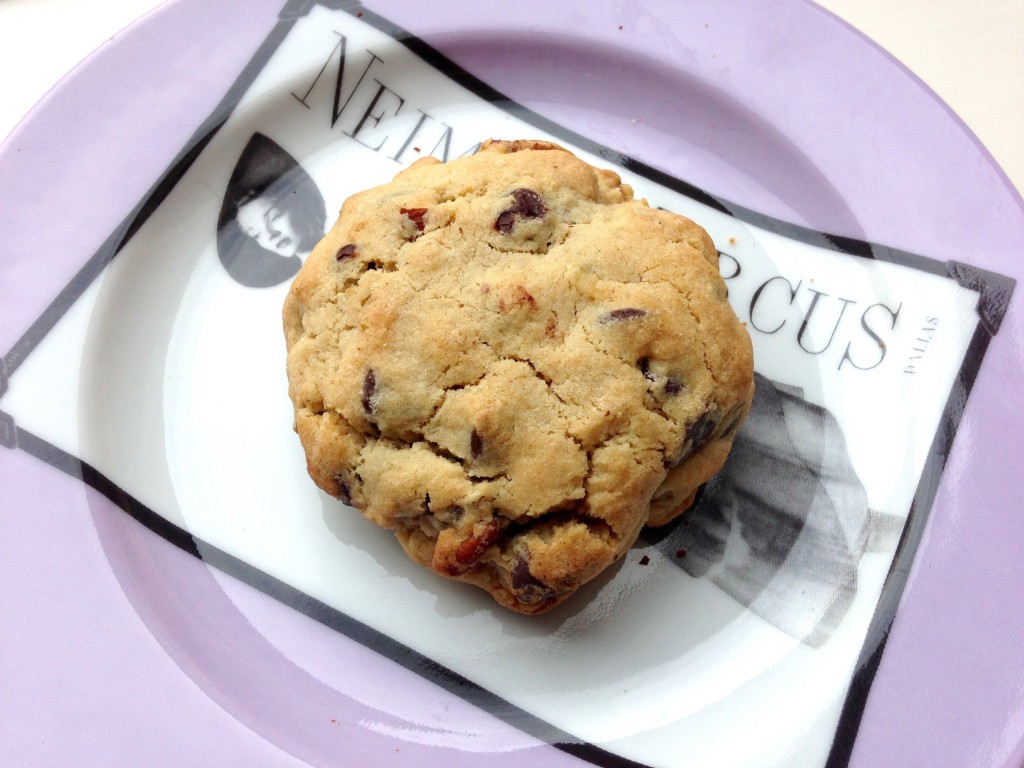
[2,2,1023,767]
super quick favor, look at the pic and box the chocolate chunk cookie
[283,139,754,614]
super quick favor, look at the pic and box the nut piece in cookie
[284,138,754,614]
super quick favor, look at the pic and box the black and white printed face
[235,196,301,258]
[212,131,329,287]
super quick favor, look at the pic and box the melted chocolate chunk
[638,357,656,382]
[335,243,357,261]
[495,188,547,233]
[511,557,546,592]
[400,207,428,232]
[335,476,352,505]
[664,377,684,396]
[495,210,517,234]
[470,429,484,459]
[511,188,546,218]
[361,370,377,414]
[685,412,717,453]
[605,307,647,321]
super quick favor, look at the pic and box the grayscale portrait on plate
[217,133,326,288]
[650,373,901,646]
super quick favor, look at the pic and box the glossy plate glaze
[1,2,1022,767]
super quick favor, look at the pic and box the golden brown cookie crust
[284,139,754,614]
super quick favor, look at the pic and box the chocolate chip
[335,243,357,261]
[676,548,687,558]
[361,370,376,414]
[495,210,517,235]
[470,429,484,459]
[664,377,683,396]
[511,188,546,218]
[335,476,352,505]
[638,555,650,565]
[495,188,547,233]
[638,357,655,382]
[605,307,647,321]
[685,412,717,453]
[400,207,428,232]
[511,557,546,592]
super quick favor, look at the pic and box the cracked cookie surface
[283,139,754,614]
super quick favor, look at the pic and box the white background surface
[0,0,1021,199]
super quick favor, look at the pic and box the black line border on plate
[0,1,1016,766]
[10,426,649,768]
